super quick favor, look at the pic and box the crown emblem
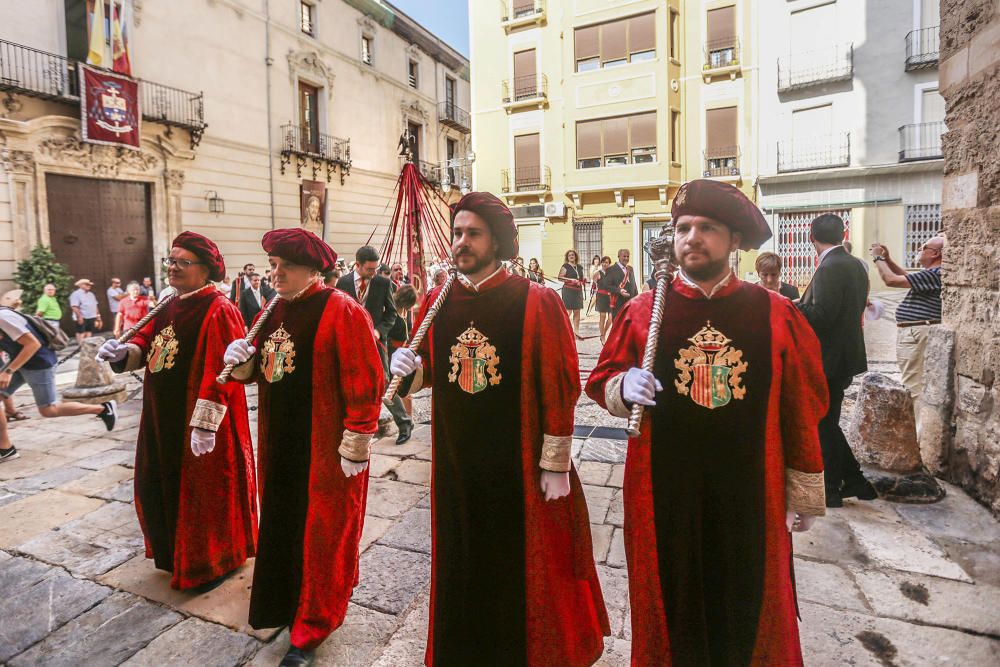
[448,323,501,394]
[456,324,487,349]
[687,321,731,352]
[261,323,296,383]
[674,185,687,207]
[674,321,747,410]
[269,325,291,345]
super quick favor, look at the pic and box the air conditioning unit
[544,201,566,218]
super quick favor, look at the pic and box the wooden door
[299,81,320,153]
[46,174,153,330]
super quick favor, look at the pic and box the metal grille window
[573,219,604,267]
[904,204,941,268]
[361,35,373,66]
[641,222,667,280]
[300,2,315,35]
[408,60,418,88]
[776,209,851,287]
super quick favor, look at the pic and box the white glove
[622,367,663,407]
[786,510,818,533]
[390,347,423,377]
[190,427,216,457]
[224,339,255,366]
[341,457,369,477]
[96,338,127,362]
[540,471,571,501]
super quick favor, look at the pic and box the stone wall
[930,0,1000,514]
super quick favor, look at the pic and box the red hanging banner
[79,64,141,149]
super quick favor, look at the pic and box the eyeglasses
[162,257,207,269]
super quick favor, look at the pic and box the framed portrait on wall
[300,180,327,238]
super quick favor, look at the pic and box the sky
[388,0,470,58]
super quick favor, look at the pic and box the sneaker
[98,400,117,431]
[0,446,19,463]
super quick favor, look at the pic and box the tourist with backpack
[0,305,116,462]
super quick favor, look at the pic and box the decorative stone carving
[401,99,428,123]
[2,92,23,115]
[405,43,422,60]
[357,14,376,34]
[0,149,35,175]
[287,50,336,96]
[62,338,127,405]
[37,135,158,177]
[164,169,185,190]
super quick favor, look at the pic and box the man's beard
[681,255,731,282]
[456,250,497,276]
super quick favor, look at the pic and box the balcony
[0,38,207,147]
[899,122,945,162]
[416,159,442,185]
[501,165,551,200]
[441,161,472,194]
[502,74,548,112]
[501,0,546,32]
[438,101,471,134]
[777,43,854,92]
[703,37,741,81]
[777,133,851,173]
[905,26,939,70]
[279,123,351,184]
[703,146,741,179]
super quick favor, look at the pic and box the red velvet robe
[240,282,384,651]
[586,275,828,666]
[404,268,610,667]
[115,284,257,590]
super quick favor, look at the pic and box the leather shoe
[395,422,413,445]
[842,476,878,501]
[825,489,843,508]
[279,646,315,667]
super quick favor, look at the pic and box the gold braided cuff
[786,468,826,517]
[538,434,573,472]
[190,399,227,432]
[605,373,631,418]
[339,429,374,462]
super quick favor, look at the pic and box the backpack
[0,306,70,351]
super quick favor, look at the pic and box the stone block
[0,555,57,597]
[0,489,23,507]
[894,480,1000,545]
[0,490,104,548]
[60,464,134,497]
[595,636,631,667]
[352,544,431,615]
[591,523,613,563]
[76,448,135,471]
[921,326,956,408]
[2,465,91,495]
[608,464,625,489]
[957,374,991,414]
[579,438,627,464]
[0,449,75,481]
[942,170,979,210]
[578,461,612,486]
[583,484,615,524]
[606,488,624,527]
[792,514,870,566]
[92,478,135,502]
[969,19,1000,79]
[0,569,112,662]
[9,592,182,667]
[596,565,630,640]
[847,373,922,473]
[368,454,402,479]
[120,617,260,667]
[378,507,431,555]
[394,459,431,486]
[792,558,869,613]
[312,603,397,666]
[606,527,626,569]
[61,338,127,405]
[370,591,430,667]
[360,515,395,553]
[939,47,969,91]
[365,478,428,520]
[18,527,141,578]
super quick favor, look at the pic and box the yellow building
[470,0,684,285]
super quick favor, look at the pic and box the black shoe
[190,567,237,595]
[0,446,19,463]
[395,422,413,445]
[825,489,843,508]
[98,400,117,431]
[842,476,878,501]
[279,646,315,667]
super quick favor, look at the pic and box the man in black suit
[237,272,275,328]
[797,214,876,507]
[229,263,255,303]
[337,246,412,444]
[600,248,638,322]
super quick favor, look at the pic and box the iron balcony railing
[704,36,740,70]
[0,38,207,142]
[416,159,441,185]
[777,133,851,172]
[777,43,854,92]
[502,0,545,23]
[905,26,939,70]
[703,146,740,177]
[899,122,945,161]
[438,101,471,134]
[502,165,551,193]
[502,74,548,104]
[441,162,472,191]
[280,123,350,163]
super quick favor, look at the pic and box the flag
[111,0,132,76]
[87,0,107,67]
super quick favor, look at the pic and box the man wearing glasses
[870,235,945,429]
[97,232,258,592]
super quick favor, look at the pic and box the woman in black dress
[594,256,612,343]
[558,249,585,337]
[526,258,545,284]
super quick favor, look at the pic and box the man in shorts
[0,307,116,462]
[69,278,101,344]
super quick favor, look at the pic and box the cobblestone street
[1,302,998,665]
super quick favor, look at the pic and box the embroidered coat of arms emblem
[447,324,501,395]
[674,321,747,409]
[261,324,296,383]
[146,324,179,373]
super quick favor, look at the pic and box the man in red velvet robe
[98,232,257,592]
[586,180,829,666]
[391,192,609,667]
[224,228,384,667]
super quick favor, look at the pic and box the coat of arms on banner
[147,324,179,373]
[674,321,747,409]
[448,324,501,395]
[80,65,141,149]
[261,325,296,383]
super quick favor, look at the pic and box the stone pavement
[1,303,998,666]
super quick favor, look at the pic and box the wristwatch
[872,256,886,263]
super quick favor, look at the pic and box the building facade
[470,0,682,285]
[0,0,469,325]
[754,0,943,287]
